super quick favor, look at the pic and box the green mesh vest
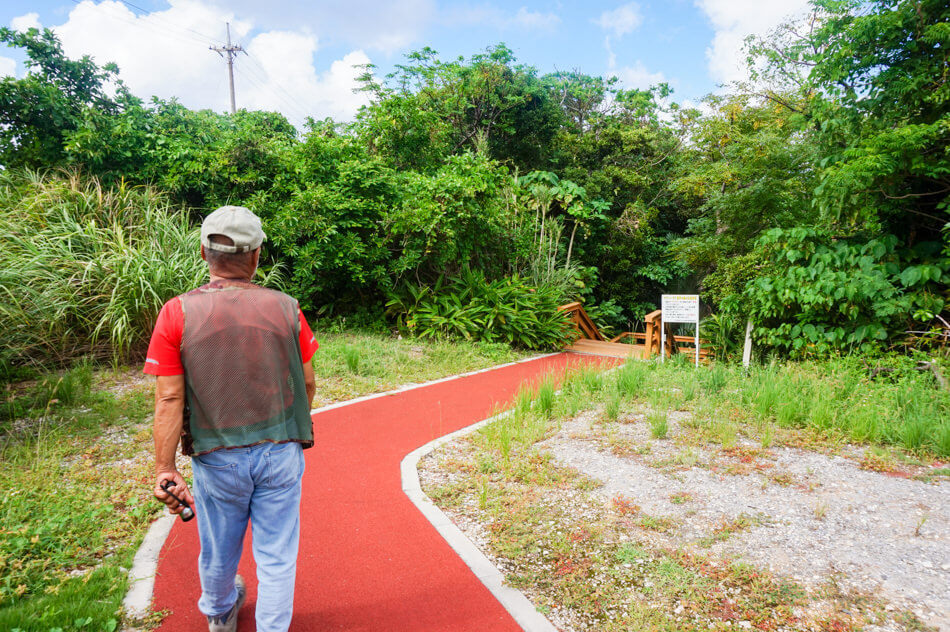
[179,280,313,456]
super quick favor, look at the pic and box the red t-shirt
[143,296,319,376]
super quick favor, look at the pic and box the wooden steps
[564,338,646,359]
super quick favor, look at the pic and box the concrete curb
[120,352,563,619]
[122,511,176,620]
[401,411,559,632]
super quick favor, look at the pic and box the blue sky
[0,0,811,126]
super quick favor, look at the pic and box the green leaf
[900,266,922,287]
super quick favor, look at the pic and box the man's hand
[154,470,194,514]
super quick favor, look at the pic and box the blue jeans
[191,441,305,632]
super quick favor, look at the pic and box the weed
[701,363,729,393]
[814,501,828,520]
[578,367,604,394]
[535,378,556,419]
[698,513,766,546]
[900,418,929,453]
[341,345,361,374]
[636,514,677,533]
[932,423,950,457]
[759,421,775,448]
[615,542,648,563]
[611,495,641,516]
[769,471,796,486]
[603,393,620,423]
[914,513,928,537]
[310,330,528,404]
[0,370,158,628]
[514,386,534,418]
[478,478,489,510]
[711,418,738,448]
[476,453,496,473]
[679,379,698,402]
[615,363,646,399]
[669,491,693,505]
[648,411,668,439]
[859,447,897,473]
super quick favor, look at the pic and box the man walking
[145,206,318,632]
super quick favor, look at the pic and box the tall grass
[711,358,949,456]
[0,170,281,374]
[478,356,950,458]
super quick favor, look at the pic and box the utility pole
[210,22,244,114]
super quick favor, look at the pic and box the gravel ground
[422,407,950,631]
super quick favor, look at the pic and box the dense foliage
[0,172,281,370]
[0,0,947,363]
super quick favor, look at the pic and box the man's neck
[209,274,253,284]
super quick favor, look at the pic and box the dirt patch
[421,407,949,631]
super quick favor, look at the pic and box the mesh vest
[179,280,313,456]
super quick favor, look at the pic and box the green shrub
[729,228,948,356]
[386,267,573,350]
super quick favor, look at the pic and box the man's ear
[200,245,207,261]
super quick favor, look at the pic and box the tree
[750,0,949,238]
[354,45,564,172]
[0,27,123,168]
[670,93,820,305]
[730,0,950,352]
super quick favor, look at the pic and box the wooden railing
[559,303,711,360]
[557,302,605,341]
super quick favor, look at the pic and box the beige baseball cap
[201,205,266,253]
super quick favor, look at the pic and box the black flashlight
[160,480,195,522]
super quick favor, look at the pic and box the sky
[0,0,813,128]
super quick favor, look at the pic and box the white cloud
[442,5,560,31]
[593,3,643,39]
[610,60,665,90]
[11,12,42,32]
[694,0,811,85]
[46,0,370,123]
[0,56,16,78]
[511,7,561,30]
[318,0,436,53]
[245,32,370,122]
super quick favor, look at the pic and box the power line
[109,0,225,44]
[237,61,309,121]
[232,64,307,129]
[66,0,210,49]
[243,52,313,122]
[210,22,245,114]
[61,1,313,126]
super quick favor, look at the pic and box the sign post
[660,294,700,366]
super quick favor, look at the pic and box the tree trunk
[566,221,579,267]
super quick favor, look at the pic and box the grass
[309,331,531,404]
[0,171,221,372]
[0,367,157,631]
[647,411,669,439]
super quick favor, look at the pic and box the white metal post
[694,322,699,367]
[660,317,666,363]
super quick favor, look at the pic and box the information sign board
[661,295,699,323]
[660,294,701,366]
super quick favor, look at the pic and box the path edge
[121,351,563,620]
[123,511,175,621]
[401,412,558,632]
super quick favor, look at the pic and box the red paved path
[152,353,610,631]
